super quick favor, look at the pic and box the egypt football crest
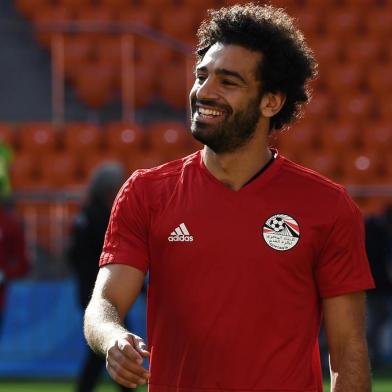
[262,214,300,251]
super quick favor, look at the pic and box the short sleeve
[100,173,149,273]
[315,190,375,298]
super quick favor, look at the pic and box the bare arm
[323,291,371,392]
[84,264,150,388]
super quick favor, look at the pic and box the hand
[106,333,151,388]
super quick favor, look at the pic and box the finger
[132,336,151,358]
[107,362,139,389]
[117,338,144,364]
[109,348,150,379]
[107,358,148,386]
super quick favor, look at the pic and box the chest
[148,186,321,292]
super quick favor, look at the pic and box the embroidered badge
[262,214,300,251]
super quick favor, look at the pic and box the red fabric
[101,150,374,392]
[0,208,29,309]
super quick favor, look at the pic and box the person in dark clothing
[365,204,392,369]
[68,162,132,392]
[0,202,29,331]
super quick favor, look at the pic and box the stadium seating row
[0,120,389,191]
[2,116,391,156]
[14,0,392,110]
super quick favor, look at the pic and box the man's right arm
[84,263,150,388]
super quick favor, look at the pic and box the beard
[190,95,261,154]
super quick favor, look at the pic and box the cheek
[189,83,198,102]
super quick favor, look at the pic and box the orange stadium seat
[147,121,190,161]
[323,8,363,38]
[277,120,319,157]
[334,93,374,122]
[10,152,40,190]
[382,154,392,184]
[339,150,382,185]
[297,150,339,180]
[344,36,383,66]
[181,0,216,11]
[295,8,324,36]
[63,122,103,155]
[117,6,155,27]
[80,150,126,180]
[15,0,50,19]
[364,8,392,38]
[129,61,158,108]
[305,93,333,124]
[341,0,376,11]
[319,121,360,152]
[94,35,122,68]
[32,5,72,48]
[310,36,343,67]
[301,0,331,10]
[324,63,365,95]
[99,0,130,13]
[360,120,392,152]
[126,149,167,173]
[38,152,80,188]
[140,0,176,11]
[267,0,301,14]
[158,61,189,110]
[367,64,392,95]
[17,122,57,155]
[74,4,115,24]
[0,123,16,148]
[62,34,96,80]
[73,61,116,109]
[377,99,392,122]
[158,6,198,42]
[104,121,145,155]
[57,0,91,12]
[136,38,176,67]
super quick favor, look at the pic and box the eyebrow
[196,66,247,84]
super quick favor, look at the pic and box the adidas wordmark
[168,223,193,242]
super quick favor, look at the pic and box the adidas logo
[168,223,193,242]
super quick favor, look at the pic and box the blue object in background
[0,279,146,378]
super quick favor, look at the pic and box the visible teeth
[198,107,223,116]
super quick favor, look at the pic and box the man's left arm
[323,291,371,392]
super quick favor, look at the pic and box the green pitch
[0,380,392,391]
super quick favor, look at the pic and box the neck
[202,130,272,191]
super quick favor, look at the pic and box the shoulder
[113,151,201,212]
[123,151,200,192]
[279,155,348,201]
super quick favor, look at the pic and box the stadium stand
[5,0,392,266]
[2,0,392,379]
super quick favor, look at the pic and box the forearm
[330,339,372,392]
[84,297,129,356]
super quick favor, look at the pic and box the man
[84,4,374,391]
[0,199,29,330]
[68,162,133,391]
[365,204,392,369]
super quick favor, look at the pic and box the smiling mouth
[196,106,225,119]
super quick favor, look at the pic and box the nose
[195,76,219,101]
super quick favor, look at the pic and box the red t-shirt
[100,150,374,392]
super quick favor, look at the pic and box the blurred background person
[365,204,392,370]
[67,161,132,392]
[0,196,29,333]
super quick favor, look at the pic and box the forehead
[197,42,261,80]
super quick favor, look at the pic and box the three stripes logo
[168,223,194,242]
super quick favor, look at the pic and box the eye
[196,75,207,83]
[222,80,236,86]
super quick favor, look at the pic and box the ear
[259,92,286,118]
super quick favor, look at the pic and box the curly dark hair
[196,3,318,131]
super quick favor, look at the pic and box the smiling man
[84,4,374,392]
